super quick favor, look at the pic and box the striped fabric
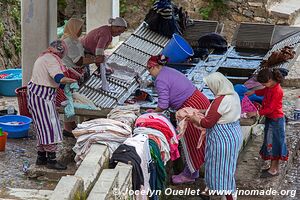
[205,121,242,192]
[27,82,63,146]
[180,90,210,173]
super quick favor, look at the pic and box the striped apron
[27,82,63,145]
[180,90,210,173]
[205,121,242,192]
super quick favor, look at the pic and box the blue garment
[205,121,242,192]
[64,82,79,118]
[234,84,263,103]
[260,117,288,161]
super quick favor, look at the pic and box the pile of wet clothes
[110,113,177,200]
[144,0,189,37]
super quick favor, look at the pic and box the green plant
[199,0,227,20]
[11,35,21,55]
[0,21,4,38]
[10,5,21,24]
[58,0,67,11]
[120,0,127,16]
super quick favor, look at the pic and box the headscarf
[203,72,235,96]
[40,40,67,71]
[62,18,84,40]
[147,55,169,68]
[108,17,128,28]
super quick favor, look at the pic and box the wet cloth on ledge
[109,144,144,191]
[134,127,170,164]
[72,118,132,166]
[176,107,206,149]
[107,104,140,127]
[135,113,179,161]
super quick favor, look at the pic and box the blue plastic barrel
[162,33,194,63]
[0,69,22,96]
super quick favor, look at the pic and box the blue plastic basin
[0,115,32,138]
[0,69,22,96]
[162,33,194,63]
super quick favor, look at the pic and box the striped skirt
[180,90,210,173]
[205,121,242,192]
[27,82,63,145]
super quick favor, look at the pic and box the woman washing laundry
[57,18,104,137]
[146,55,210,184]
[27,40,77,170]
[186,72,242,200]
[81,17,127,91]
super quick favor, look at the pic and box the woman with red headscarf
[147,55,210,184]
[28,40,77,170]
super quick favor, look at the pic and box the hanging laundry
[149,139,166,191]
[135,113,179,161]
[110,144,144,191]
[176,107,206,149]
[124,134,152,199]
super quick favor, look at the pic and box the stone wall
[0,0,21,70]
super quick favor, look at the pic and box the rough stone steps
[268,0,300,24]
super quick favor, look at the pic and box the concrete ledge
[240,126,253,151]
[87,169,119,200]
[50,176,84,200]
[5,188,53,200]
[115,163,132,197]
[75,144,109,193]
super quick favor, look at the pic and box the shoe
[261,167,270,173]
[36,151,47,165]
[172,173,195,184]
[63,130,74,138]
[260,170,279,178]
[46,152,67,170]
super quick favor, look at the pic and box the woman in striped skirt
[27,40,77,170]
[187,72,242,200]
[146,55,210,184]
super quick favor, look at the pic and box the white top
[62,37,84,69]
[217,93,241,124]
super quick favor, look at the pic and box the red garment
[179,90,210,172]
[135,117,180,161]
[255,83,284,119]
[200,96,223,128]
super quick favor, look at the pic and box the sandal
[260,170,279,178]
[63,130,74,138]
[261,167,270,173]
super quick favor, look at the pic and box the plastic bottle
[0,127,3,136]
[7,105,15,115]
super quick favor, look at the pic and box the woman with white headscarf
[187,72,242,200]
[57,18,103,137]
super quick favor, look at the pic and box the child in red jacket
[246,68,288,178]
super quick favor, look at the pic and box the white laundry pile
[133,127,170,164]
[72,118,132,166]
[107,104,140,127]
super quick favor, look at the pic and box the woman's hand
[60,77,77,84]
[246,111,258,118]
[186,114,201,127]
[94,55,105,65]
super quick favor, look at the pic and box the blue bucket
[0,69,22,96]
[162,33,194,63]
[0,115,32,138]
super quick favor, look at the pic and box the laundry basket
[15,86,32,118]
